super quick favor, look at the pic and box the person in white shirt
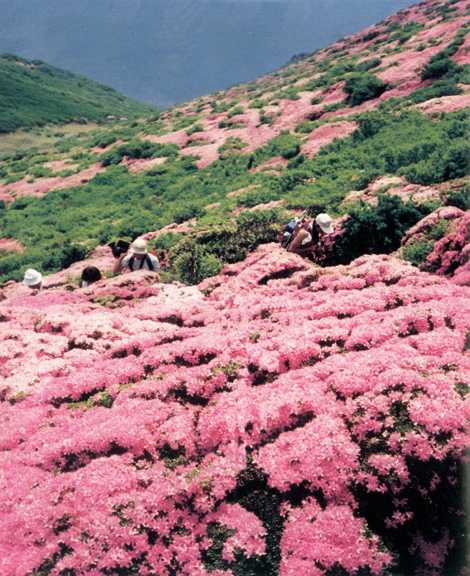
[113,238,160,275]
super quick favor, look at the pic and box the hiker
[109,239,130,260]
[23,269,43,290]
[279,211,307,249]
[287,213,334,257]
[113,238,160,274]
[80,266,102,287]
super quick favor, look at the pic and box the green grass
[0,54,156,133]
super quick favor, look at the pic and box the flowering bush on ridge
[0,244,469,575]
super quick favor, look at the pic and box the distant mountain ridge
[0,0,417,106]
[0,54,156,133]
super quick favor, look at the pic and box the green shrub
[101,140,178,166]
[173,244,223,284]
[168,209,284,284]
[42,242,88,271]
[173,204,205,224]
[445,185,470,210]
[227,106,244,118]
[186,123,204,136]
[400,141,470,184]
[218,137,247,156]
[88,132,118,149]
[409,79,463,103]
[355,57,382,72]
[334,195,428,264]
[402,239,436,267]
[421,54,460,80]
[344,73,387,106]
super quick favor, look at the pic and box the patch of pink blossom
[417,92,470,114]
[280,501,392,576]
[121,156,167,173]
[0,238,24,253]
[0,163,103,203]
[302,121,357,158]
[0,243,469,573]
[424,210,470,285]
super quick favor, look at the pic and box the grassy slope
[0,54,156,133]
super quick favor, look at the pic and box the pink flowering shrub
[424,211,470,285]
[0,244,469,575]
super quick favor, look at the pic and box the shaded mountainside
[0,54,156,133]
[0,245,469,575]
[0,0,418,107]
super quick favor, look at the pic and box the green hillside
[0,54,156,133]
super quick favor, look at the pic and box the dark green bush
[421,54,459,80]
[344,73,387,106]
[400,141,470,184]
[334,195,428,264]
[173,204,205,224]
[445,185,470,210]
[409,79,463,104]
[101,140,178,166]
[42,242,88,271]
[168,209,284,284]
[173,244,223,284]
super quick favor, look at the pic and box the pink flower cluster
[425,210,470,286]
[0,243,469,575]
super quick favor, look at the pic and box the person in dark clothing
[80,266,102,287]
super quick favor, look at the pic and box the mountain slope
[0,54,156,133]
[0,0,418,106]
[0,0,468,286]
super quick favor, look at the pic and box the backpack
[129,254,155,271]
[280,219,300,248]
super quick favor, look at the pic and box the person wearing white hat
[288,213,334,257]
[113,238,160,274]
[315,213,334,234]
[23,269,43,290]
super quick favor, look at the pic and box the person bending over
[287,213,334,258]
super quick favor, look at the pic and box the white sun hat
[315,213,334,234]
[130,238,148,255]
[23,268,43,287]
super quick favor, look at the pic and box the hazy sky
[0,0,417,106]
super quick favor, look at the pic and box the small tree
[344,73,387,106]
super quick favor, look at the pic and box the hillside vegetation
[0,54,156,133]
[0,1,469,575]
[0,0,469,285]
